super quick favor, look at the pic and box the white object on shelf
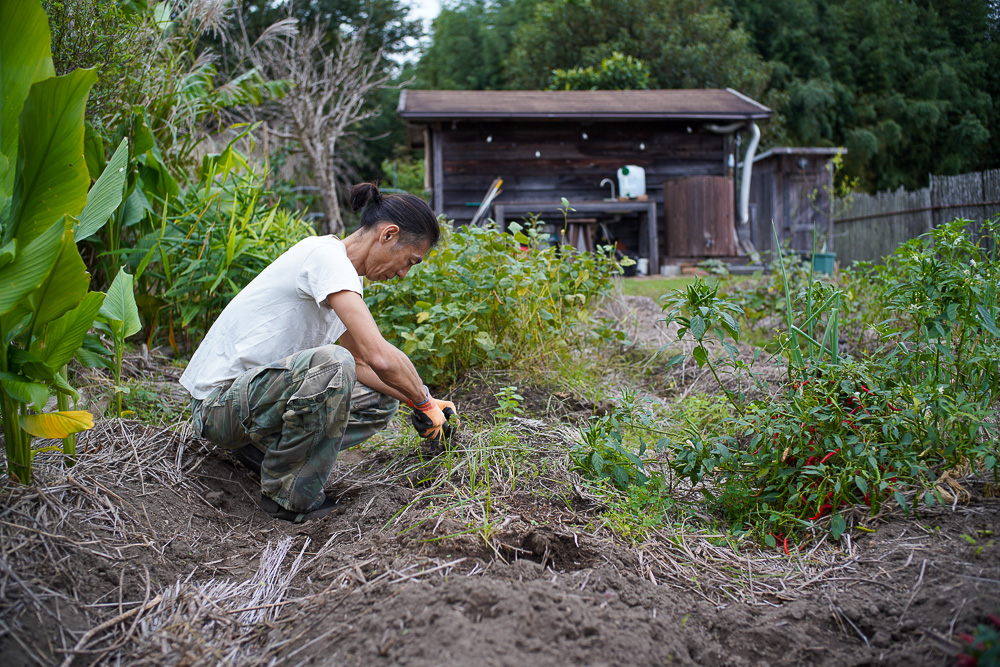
[617,165,646,199]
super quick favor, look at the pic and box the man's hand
[410,397,459,441]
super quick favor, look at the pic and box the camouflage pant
[190,345,398,512]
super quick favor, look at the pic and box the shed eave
[399,112,771,121]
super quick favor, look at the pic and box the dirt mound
[3,339,999,666]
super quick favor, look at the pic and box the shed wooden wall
[749,154,834,255]
[429,120,728,259]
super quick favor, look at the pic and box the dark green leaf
[830,514,846,539]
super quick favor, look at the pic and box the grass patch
[619,276,700,301]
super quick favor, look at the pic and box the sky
[398,0,441,63]
[407,0,441,31]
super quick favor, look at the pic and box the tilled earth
[2,414,997,667]
[2,296,998,666]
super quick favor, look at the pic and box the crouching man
[180,183,457,523]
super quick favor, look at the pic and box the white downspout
[738,123,761,225]
[704,121,761,225]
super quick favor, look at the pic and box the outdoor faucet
[600,178,616,200]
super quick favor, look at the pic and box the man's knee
[310,344,356,374]
[290,345,356,401]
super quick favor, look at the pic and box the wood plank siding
[748,148,841,256]
[401,90,772,267]
[432,120,725,260]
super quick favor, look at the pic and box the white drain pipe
[705,121,761,226]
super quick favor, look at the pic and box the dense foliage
[0,2,127,483]
[416,0,1000,192]
[722,0,999,191]
[572,219,999,545]
[366,220,626,385]
[418,0,769,97]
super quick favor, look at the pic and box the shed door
[663,176,736,258]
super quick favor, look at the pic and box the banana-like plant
[0,2,129,484]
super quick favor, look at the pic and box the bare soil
[1,297,998,666]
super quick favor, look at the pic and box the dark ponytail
[350,182,440,247]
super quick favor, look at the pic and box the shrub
[660,219,1000,545]
[366,220,625,385]
[570,390,667,491]
[139,155,316,351]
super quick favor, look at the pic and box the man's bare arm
[339,330,408,403]
[327,290,427,405]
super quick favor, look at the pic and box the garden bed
[2,303,997,666]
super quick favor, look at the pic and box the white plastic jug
[617,165,646,199]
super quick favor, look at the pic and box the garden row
[574,220,999,545]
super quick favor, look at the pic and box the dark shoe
[259,494,339,524]
[231,444,264,476]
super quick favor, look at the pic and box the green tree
[504,0,771,97]
[416,0,539,90]
[724,0,999,191]
[42,0,154,131]
[549,52,650,90]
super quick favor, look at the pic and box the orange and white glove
[408,387,459,440]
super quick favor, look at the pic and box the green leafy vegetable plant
[367,219,625,385]
[97,268,142,417]
[659,219,999,545]
[0,2,125,483]
[570,390,667,491]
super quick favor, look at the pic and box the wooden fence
[833,169,1000,265]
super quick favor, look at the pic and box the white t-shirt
[179,235,362,400]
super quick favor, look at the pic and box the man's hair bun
[348,181,440,248]
[350,182,382,213]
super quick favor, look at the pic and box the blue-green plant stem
[771,224,804,372]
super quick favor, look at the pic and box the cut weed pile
[2,344,998,666]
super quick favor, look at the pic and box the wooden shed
[747,147,844,256]
[398,89,771,272]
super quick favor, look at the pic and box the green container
[811,252,836,274]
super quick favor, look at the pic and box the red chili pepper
[808,504,832,521]
[820,448,840,464]
[783,536,789,555]
[860,384,871,393]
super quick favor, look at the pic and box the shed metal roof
[398,88,771,121]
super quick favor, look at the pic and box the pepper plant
[0,2,127,483]
[657,219,998,545]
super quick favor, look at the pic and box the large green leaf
[15,69,97,245]
[7,346,56,382]
[0,216,63,316]
[100,268,141,338]
[0,238,14,270]
[31,290,105,370]
[0,371,49,410]
[122,186,152,228]
[27,221,89,330]
[83,121,106,180]
[76,137,129,241]
[0,0,55,213]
